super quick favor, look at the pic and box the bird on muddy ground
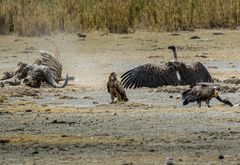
[121,45,213,89]
[182,82,233,108]
[0,46,70,88]
[107,72,128,103]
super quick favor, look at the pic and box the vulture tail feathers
[183,100,189,106]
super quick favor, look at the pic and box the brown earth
[0,29,240,164]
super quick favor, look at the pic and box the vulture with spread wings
[121,46,213,89]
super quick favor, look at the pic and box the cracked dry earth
[1,29,240,164]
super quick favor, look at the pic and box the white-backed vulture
[121,46,213,89]
[107,72,128,103]
[182,83,233,107]
[0,45,69,88]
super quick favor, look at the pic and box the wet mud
[0,29,240,164]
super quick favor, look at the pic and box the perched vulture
[107,72,128,103]
[121,46,213,88]
[182,82,233,108]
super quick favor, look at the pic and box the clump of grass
[0,0,240,36]
[0,95,7,103]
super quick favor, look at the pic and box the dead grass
[0,134,144,145]
[0,0,240,36]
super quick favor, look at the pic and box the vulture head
[168,45,178,62]
[109,72,117,81]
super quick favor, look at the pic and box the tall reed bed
[0,0,239,36]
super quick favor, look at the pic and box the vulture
[107,72,128,103]
[0,45,69,88]
[182,82,233,108]
[19,46,68,88]
[121,46,213,89]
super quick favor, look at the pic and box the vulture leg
[206,100,211,108]
[197,101,202,108]
[110,95,115,104]
[117,93,122,102]
[183,99,189,106]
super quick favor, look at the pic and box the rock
[208,66,218,69]
[83,96,94,99]
[0,111,13,115]
[190,36,201,39]
[148,55,162,59]
[50,120,67,124]
[165,157,175,165]
[196,54,208,58]
[122,162,134,165]
[93,101,99,104]
[59,95,77,99]
[213,32,223,35]
[218,154,224,159]
[220,85,239,93]
[170,33,180,36]
[32,151,39,155]
[0,139,10,144]
[25,109,32,112]
[176,95,181,99]
[223,78,240,85]
[77,33,86,38]
[0,95,7,103]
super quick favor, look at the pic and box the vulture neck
[171,50,178,62]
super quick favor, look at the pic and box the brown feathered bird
[107,72,128,103]
[182,83,233,108]
[121,46,213,89]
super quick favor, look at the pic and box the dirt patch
[0,29,240,164]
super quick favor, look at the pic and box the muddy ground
[0,29,240,164]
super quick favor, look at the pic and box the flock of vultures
[0,45,234,108]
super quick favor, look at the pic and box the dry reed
[0,0,239,36]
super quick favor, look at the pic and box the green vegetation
[0,0,240,36]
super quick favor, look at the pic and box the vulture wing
[192,62,213,83]
[182,85,202,102]
[115,80,128,101]
[194,82,220,90]
[121,61,213,89]
[121,63,182,89]
[39,46,62,80]
[107,81,110,93]
[115,81,126,96]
